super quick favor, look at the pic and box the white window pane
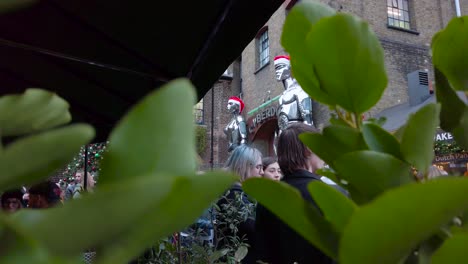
[398,0,403,8]
[403,0,408,11]
[403,11,409,21]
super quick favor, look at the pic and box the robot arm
[236,116,248,144]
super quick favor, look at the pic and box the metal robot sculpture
[275,55,313,132]
[224,96,247,153]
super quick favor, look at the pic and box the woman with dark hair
[255,123,339,264]
[262,157,282,181]
[1,189,24,213]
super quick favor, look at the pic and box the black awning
[0,0,283,141]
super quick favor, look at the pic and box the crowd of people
[1,170,95,213]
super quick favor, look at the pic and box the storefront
[247,96,280,156]
[433,129,468,176]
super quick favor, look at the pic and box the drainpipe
[455,0,461,17]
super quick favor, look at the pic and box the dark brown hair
[262,156,278,170]
[277,123,319,177]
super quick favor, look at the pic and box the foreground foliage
[244,1,468,263]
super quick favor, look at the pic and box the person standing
[65,171,83,201]
[255,123,342,264]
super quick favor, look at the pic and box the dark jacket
[255,169,336,264]
[216,184,256,263]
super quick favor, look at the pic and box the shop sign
[434,152,468,163]
[251,106,277,128]
[434,131,454,141]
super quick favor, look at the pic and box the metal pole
[455,0,461,17]
[83,144,89,191]
[210,87,215,170]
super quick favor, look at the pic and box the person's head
[277,123,324,177]
[28,181,61,209]
[427,165,449,180]
[225,145,264,182]
[74,170,83,184]
[1,189,23,213]
[77,172,95,190]
[227,96,245,114]
[274,55,291,81]
[262,157,282,181]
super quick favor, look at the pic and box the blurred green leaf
[334,151,413,201]
[362,123,403,160]
[16,172,236,263]
[300,125,367,167]
[302,14,387,113]
[283,1,337,106]
[432,16,468,91]
[0,0,36,14]
[243,178,338,259]
[435,68,467,131]
[0,89,71,137]
[452,108,468,150]
[400,104,440,174]
[432,233,468,264]
[99,79,197,185]
[308,181,357,234]
[0,124,94,190]
[315,168,339,183]
[340,178,468,264]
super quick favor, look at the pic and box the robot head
[227,96,245,114]
[274,55,291,81]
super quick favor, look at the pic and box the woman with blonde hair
[217,144,263,263]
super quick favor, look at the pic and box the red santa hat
[274,55,291,66]
[228,96,245,113]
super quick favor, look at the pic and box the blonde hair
[224,145,262,182]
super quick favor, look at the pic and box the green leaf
[0,89,71,137]
[243,178,338,259]
[282,1,337,105]
[340,178,468,264]
[99,79,197,185]
[308,181,358,234]
[432,233,468,264]
[435,68,467,131]
[334,151,413,201]
[400,104,440,174]
[0,124,94,190]
[16,172,236,263]
[362,123,403,160]
[300,125,367,167]
[302,13,387,113]
[234,245,248,262]
[452,108,468,150]
[432,16,468,91]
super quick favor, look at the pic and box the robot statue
[224,96,247,153]
[275,55,313,132]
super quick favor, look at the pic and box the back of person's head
[1,188,23,212]
[427,165,449,180]
[224,145,263,181]
[28,181,61,208]
[277,123,320,177]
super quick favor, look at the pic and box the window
[257,29,269,69]
[193,99,204,124]
[387,0,411,30]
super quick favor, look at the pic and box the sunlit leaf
[432,16,468,91]
[302,14,387,113]
[99,79,197,185]
[243,178,338,259]
[400,104,440,174]
[340,178,468,264]
[308,181,357,234]
[0,89,71,137]
[432,233,468,264]
[0,124,94,190]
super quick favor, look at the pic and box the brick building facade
[198,0,467,168]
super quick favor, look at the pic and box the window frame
[386,0,411,30]
[256,27,270,71]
